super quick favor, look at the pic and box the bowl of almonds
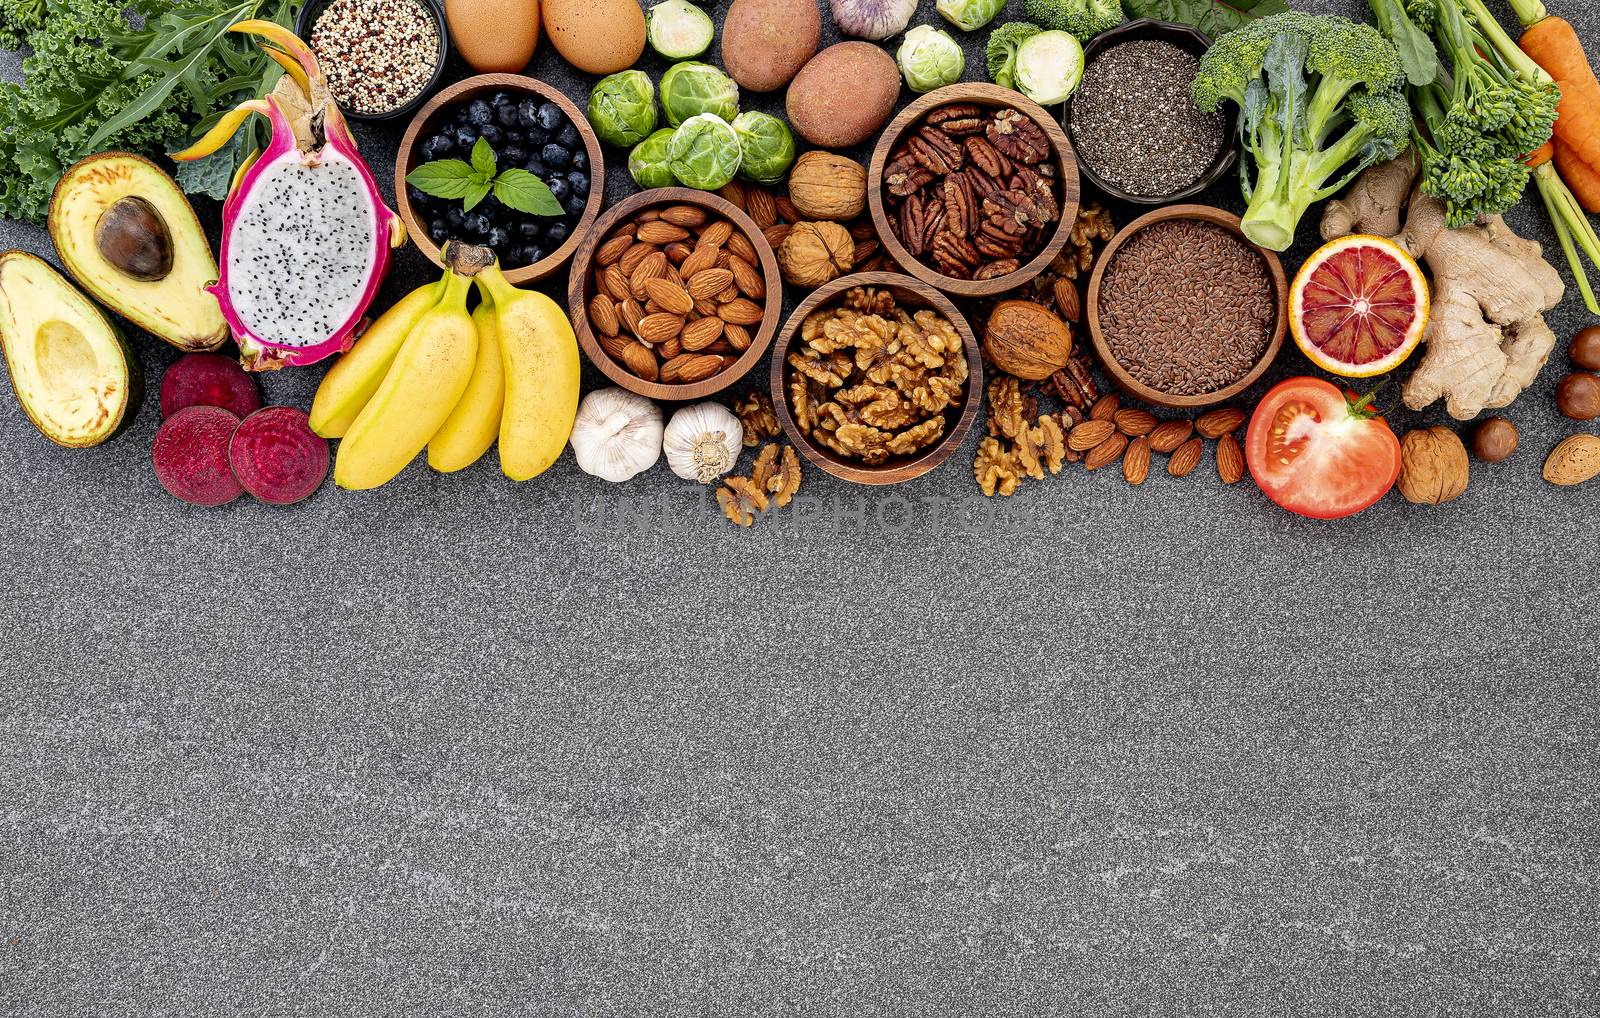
[868,83,1081,299]
[568,187,781,400]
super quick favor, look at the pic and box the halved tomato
[1245,377,1401,519]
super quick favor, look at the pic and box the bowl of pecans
[868,83,1081,299]
[568,187,782,401]
[770,272,983,485]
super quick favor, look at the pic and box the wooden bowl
[1064,18,1238,205]
[396,74,604,285]
[1085,204,1287,410]
[769,272,983,486]
[567,187,781,402]
[867,82,1080,300]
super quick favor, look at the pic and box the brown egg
[542,0,645,75]
[447,0,540,73]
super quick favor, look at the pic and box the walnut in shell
[787,151,867,221]
[779,221,855,287]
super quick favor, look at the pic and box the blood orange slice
[1290,235,1429,378]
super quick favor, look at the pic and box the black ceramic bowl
[296,0,450,123]
[1063,18,1238,205]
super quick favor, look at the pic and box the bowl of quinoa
[299,0,449,121]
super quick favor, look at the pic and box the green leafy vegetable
[407,139,563,216]
[1022,0,1120,41]
[1122,0,1289,38]
[0,0,296,223]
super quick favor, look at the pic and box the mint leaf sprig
[406,138,564,216]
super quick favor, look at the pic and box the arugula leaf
[407,159,481,199]
[1122,0,1288,37]
[492,169,564,217]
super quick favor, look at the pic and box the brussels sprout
[897,25,964,94]
[935,0,1004,32]
[588,70,659,148]
[731,111,795,185]
[667,113,742,191]
[629,129,679,189]
[647,0,715,60]
[1015,29,1083,105]
[658,61,740,128]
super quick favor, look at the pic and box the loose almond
[662,353,723,384]
[1216,433,1246,484]
[775,196,802,223]
[637,221,690,244]
[602,264,631,303]
[618,241,659,275]
[1543,433,1600,485]
[698,220,733,249]
[643,277,694,316]
[599,331,630,361]
[1068,418,1116,451]
[637,312,684,344]
[658,335,683,360]
[1053,279,1081,322]
[1085,432,1129,471]
[1196,406,1247,439]
[764,224,793,250]
[618,298,645,336]
[745,188,778,229]
[716,181,747,210]
[1123,436,1151,485]
[664,242,693,264]
[729,256,765,298]
[678,243,722,279]
[1113,408,1157,436]
[723,322,753,351]
[1168,437,1204,476]
[629,251,670,300]
[1148,419,1194,453]
[727,230,758,264]
[1089,393,1120,421]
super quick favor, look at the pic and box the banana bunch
[311,242,581,490]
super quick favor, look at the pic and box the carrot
[1552,79,1600,175]
[1520,15,1596,90]
[1554,137,1600,213]
[1526,141,1555,168]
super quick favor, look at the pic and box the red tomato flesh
[1245,377,1402,520]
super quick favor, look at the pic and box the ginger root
[1320,152,1565,420]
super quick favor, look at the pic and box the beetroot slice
[152,405,245,506]
[228,406,329,506]
[160,353,261,419]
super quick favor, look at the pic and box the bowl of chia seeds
[1086,205,1287,410]
[299,0,450,122]
[1064,19,1236,204]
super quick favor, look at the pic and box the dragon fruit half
[174,21,405,371]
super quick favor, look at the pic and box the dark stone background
[1,1,1596,1014]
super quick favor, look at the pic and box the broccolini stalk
[1454,0,1600,314]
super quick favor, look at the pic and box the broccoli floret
[987,22,1043,91]
[1193,12,1412,251]
[1022,0,1121,43]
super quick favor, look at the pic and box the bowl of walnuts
[769,271,983,485]
[568,187,781,400]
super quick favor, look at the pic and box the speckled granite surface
[1,1,1596,1014]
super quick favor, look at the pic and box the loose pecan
[973,259,1019,281]
[925,103,985,135]
[963,135,1012,180]
[942,173,975,238]
[987,108,1050,163]
[909,128,963,174]
[983,190,1045,236]
[885,156,934,197]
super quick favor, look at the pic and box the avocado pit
[96,195,174,282]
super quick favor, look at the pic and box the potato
[721,0,819,92]
[785,42,900,149]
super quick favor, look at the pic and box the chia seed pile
[1098,219,1276,396]
[311,0,440,115]
[1070,40,1227,198]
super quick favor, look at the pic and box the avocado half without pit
[0,251,142,448]
[48,152,228,353]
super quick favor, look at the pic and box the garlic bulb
[830,0,917,41]
[663,402,744,483]
[569,388,663,482]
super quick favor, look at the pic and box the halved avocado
[49,152,228,353]
[0,251,142,448]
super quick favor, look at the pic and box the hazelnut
[786,151,867,221]
[1555,371,1600,421]
[1471,417,1518,463]
[1572,326,1600,371]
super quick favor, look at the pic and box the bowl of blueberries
[396,74,604,284]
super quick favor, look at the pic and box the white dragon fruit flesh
[174,21,404,371]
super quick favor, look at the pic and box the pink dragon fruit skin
[174,22,406,372]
